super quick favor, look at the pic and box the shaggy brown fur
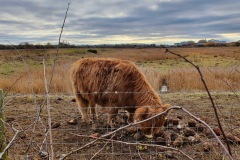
[70,57,170,137]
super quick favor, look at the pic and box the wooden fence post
[0,89,6,159]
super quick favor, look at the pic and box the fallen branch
[60,106,233,160]
[71,133,193,160]
[165,49,232,156]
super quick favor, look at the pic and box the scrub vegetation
[0,47,239,93]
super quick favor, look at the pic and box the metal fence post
[0,89,6,159]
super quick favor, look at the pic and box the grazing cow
[70,57,171,138]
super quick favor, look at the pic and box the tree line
[0,41,239,50]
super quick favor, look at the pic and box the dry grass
[140,67,164,90]
[0,47,239,94]
[166,67,240,91]
[1,65,239,94]
[0,64,72,94]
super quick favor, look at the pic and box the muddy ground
[3,91,240,160]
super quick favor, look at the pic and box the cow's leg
[125,107,136,124]
[107,107,118,127]
[75,92,91,123]
[127,112,134,124]
[90,102,99,120]
[95,104,100,120]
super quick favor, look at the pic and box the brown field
[0,47,240,93]
[1,47,240,160]
[4,92,240,160]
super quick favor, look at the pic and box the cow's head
[134,104,171,138]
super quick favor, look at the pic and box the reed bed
[1,65,239,94]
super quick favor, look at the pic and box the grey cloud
[0,0,240,44]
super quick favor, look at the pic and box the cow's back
[70,58,141,107]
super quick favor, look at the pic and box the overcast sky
[1,0,240,45]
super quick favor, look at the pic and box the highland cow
[70,57,170,138]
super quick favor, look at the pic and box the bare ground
[3,91,240,160]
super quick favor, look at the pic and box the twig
[5,41,39,113]
[207,68,240,103]
[207,67,240,134]
[5,41,36,96]
[60,106,233,160]
[39,130,50,158]
[72,133,193,160]
[179,107,233,160]
[43,57,54,160]
[24,98,47,155]
[34,4,70,156]
[0,125,21,159]
[48,2,70,91]
[3,75,23,99]
[165,49,232,156]
[60,107,175,160]
[90,133,116,160]
[235,69,240,74]
[6,40,46,156]
[137,146,144,160]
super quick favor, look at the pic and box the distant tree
[34,43,44,49]
[206,42,215,47]
[45,42,54,48]
[0,44,6,49]
[198,40,207,43]
[236,41,240,46]
[18,42,35,49]
[59,40,71,48]
[187,41,196,46]
[150,44,156,47]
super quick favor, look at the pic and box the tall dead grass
[140,67,164,90]
[166,67,240,91]
[0,64,72,94]
[1,65,239,94]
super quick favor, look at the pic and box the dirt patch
[3,92,240,160]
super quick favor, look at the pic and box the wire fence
[1,2,240,159]
[1,91,240,160]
